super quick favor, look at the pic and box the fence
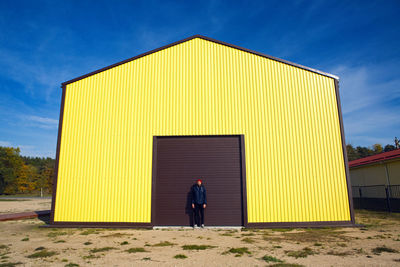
[352,185,400,212]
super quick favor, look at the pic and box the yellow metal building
[50,35,355,227]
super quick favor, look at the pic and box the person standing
[191,178,207,228]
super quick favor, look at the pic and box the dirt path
[0,198,51,214]
[0,210,400,266]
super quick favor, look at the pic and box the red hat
[196,178,202,183]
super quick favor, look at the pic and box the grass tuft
[152,241,175,247]
[27,249,58,258]
[47,232,68,238]
[182,245,216,250]
[327,250,352,256]
[261,255,283,263]
[80,229,101,236]
[224,247,251,256]
[126,247,147,253]
[20,238,29,242]
[89,247,116,253]
[174,254,188,259]
[242,237,255,244]
[64,263,79,267]
[120,241,129,246]
[269,264,305,267]
[372,246,398,254]
[286,247,315,258]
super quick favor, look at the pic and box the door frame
[151,134,248,227]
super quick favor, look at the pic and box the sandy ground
[0,210,400,266]
[0,198,51,214]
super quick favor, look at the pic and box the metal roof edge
[61,34,339,87]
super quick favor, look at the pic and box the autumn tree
[0,147,24,194]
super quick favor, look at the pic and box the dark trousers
[193,203,205,226]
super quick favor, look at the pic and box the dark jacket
[191,184,207,205]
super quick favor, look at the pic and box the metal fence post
[385,186,392,213]
[359,187,362,209]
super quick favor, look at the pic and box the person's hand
[192,204,195,209]
[203,204,206,208]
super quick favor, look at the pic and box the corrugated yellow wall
[54,37,351,223]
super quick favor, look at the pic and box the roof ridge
[61,34,338,87]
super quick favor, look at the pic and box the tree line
[0,147,54,195]
[0,139,399,195]
[346,139,399,161]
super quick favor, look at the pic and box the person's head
[196,178,202,186]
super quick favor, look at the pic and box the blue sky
[0,0,399,157]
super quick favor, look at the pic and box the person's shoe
[201,224,205,228]
[194,225,199,229]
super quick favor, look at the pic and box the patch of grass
[269,264,305,267]
[100,233,130,238]
[20,238,29,241]
[80,229,101,235]
[242,238,255,244]
[0,262,23,267]
[90,247,116,253]
[0,246,8,250]
[82,254,100,259]
[285,247,315,258]
[64,263,79,267]
[220,233,233,236]
[54,240,66,243]
[83,242,92,246]
[327,250,352,256]
[47,231,68,238]
[35,246,45,251]
[142,257,151,261]
[182,245,216,250]
[372,246,398,255]
[261,255,283,263]
[126,247,147,253]
[61,259,68,262]
[271,228,348,243]
[241,232,255,236]
[313,243,322,246]
[120,241,129,246]
[174,254,187,259]
[27,249,58,258]
[152,241,175,247]
[272,228,294,232]
[273,245,282,248]
[224,247,251,256]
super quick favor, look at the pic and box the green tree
[384,144,396,152]
[346,144,359,161]
[0,147,24,194]
[372,144,383,154]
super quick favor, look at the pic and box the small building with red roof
[349,149,400,212]
[349,149,400,187]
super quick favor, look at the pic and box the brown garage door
[152,135,245,226]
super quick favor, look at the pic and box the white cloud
[21,115,59,129]
[330,64,400,146]
[27,115,58,125]
[0,141,12,147]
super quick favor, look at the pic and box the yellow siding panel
[54,38,351,223]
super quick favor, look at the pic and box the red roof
[349,149,400,168]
